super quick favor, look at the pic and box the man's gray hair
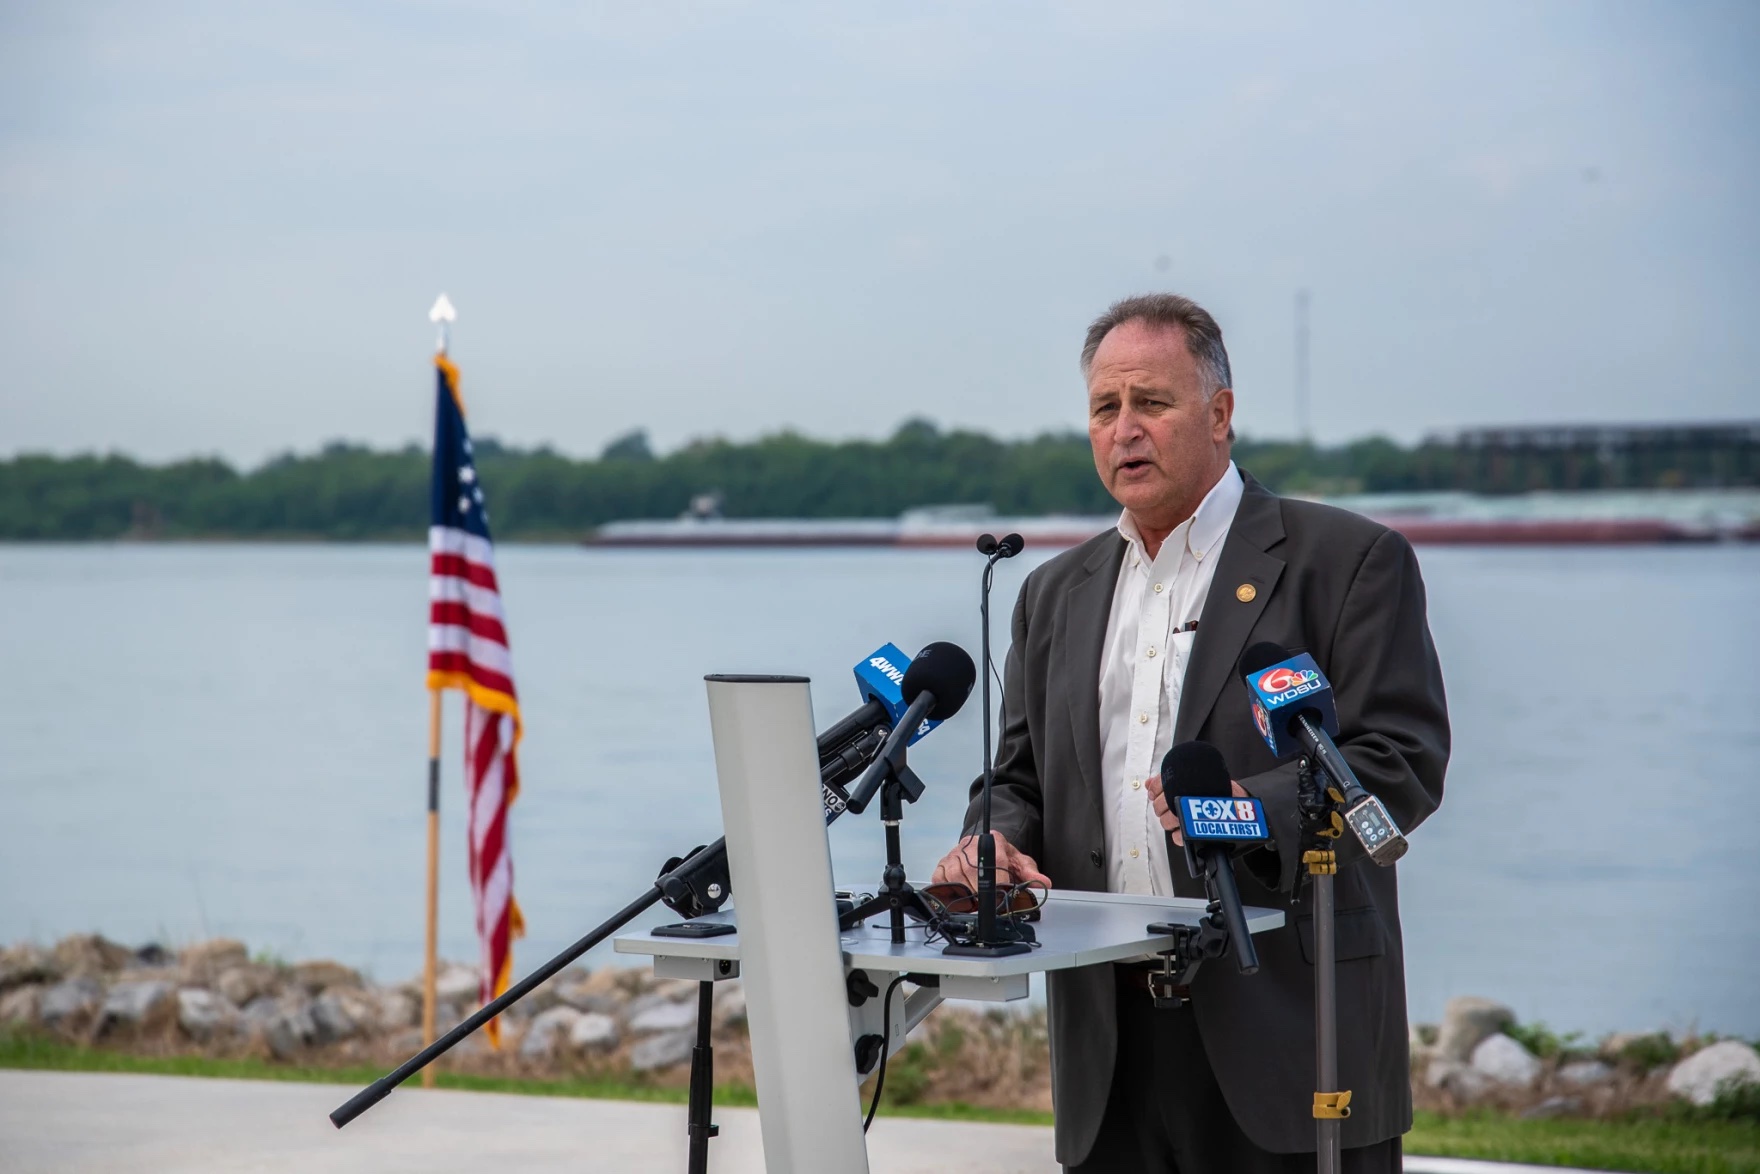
[1079,292,1233,397]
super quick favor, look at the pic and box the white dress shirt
[1097,462,1245,895]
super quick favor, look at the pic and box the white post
[704,675,870,1174]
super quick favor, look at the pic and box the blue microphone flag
[1176,795,1270,842]
[853,644,940,745]
[1243,652,1339,758]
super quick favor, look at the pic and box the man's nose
[1112,405,1147,444]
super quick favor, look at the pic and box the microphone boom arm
[333,697,900,1129]
[1292,712,1408,867]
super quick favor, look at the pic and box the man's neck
[1128,460,1231,561]
[1133,520,1179,562]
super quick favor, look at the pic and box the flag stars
[458,494,472,513]
[460,466,476,485]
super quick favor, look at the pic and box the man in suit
[931,293,1449,1172]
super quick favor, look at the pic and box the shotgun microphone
[1239,642,1408,866]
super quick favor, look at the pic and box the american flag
[426,353,524,1044]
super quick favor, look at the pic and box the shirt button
[1195,550,1204,561]
[1132,779,1142,790]
[1090,849,1103,868]
[1146,647,1157,658]
[1137,712,1148,724]
[1153,583,1164,593]
[1129,848,1140,859]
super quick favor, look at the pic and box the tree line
[1,420,1751,541]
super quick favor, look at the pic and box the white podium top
[615,888,1284,979]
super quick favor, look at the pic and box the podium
[613,675,1286,1174]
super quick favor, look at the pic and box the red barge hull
[589,515,1748,550]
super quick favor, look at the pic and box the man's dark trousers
[1069,968,1401,1174]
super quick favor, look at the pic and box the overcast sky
[2,2,1755,466]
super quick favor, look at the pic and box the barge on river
[586,491,1760,551]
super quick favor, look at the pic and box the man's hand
[931,832,1053,890]
[1145,775,1251,847]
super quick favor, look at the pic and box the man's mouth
[1117,458,1154,475]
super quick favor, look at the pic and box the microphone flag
[1176,795,1271,843]
[854,643,941,745]
[1243,651,1339,758]
[426,352,524,1047]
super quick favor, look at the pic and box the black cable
[862,975,909,1133]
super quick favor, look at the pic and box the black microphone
[845,642,975,814]
[1239,642,1408,866]
[657,695,893,918]
[902,641,978,720]
[942,534,1035,957]
[1160,741,1260,975]
[976,532,1025,558]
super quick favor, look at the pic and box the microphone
[853,642,946,742]
[976,532,1025,558]
[844,642,975,815]
[1160,741,1263,975]
[938,529,1035,957]
[902,640,978,721]
[660,641,952,917]
[814,643,941,819]
[1238,642,1408,867]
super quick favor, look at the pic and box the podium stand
[614,675,1285,1174]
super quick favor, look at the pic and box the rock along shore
[3,935,1756,1119]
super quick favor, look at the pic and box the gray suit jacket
[960,473,1449,1163]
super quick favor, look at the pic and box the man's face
[1086,319,1234,531]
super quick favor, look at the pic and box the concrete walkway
[0,1071,1608,1174]
[0,1071,1056,1174]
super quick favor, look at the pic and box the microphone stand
[839,692,938,944]
[1295,755,1350,1174]
[944,533,1032,958]
[1136,827,1258,1012]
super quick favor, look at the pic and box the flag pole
[420,293,456,1089]
[421,687,441,1088]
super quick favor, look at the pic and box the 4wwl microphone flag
[426,353,524,1044]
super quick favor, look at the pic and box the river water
[1,543,1756,1037]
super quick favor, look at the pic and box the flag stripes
[425,354,523,1045]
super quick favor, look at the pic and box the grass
[4,1031,1757,1171]
[1409,1111,1759,1174]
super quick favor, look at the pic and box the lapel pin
[1235,583,1256,603]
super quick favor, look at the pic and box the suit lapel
[1065,534,1125,803]
[1174,477,1286,746]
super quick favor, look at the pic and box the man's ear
[1211,387,1236,444]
